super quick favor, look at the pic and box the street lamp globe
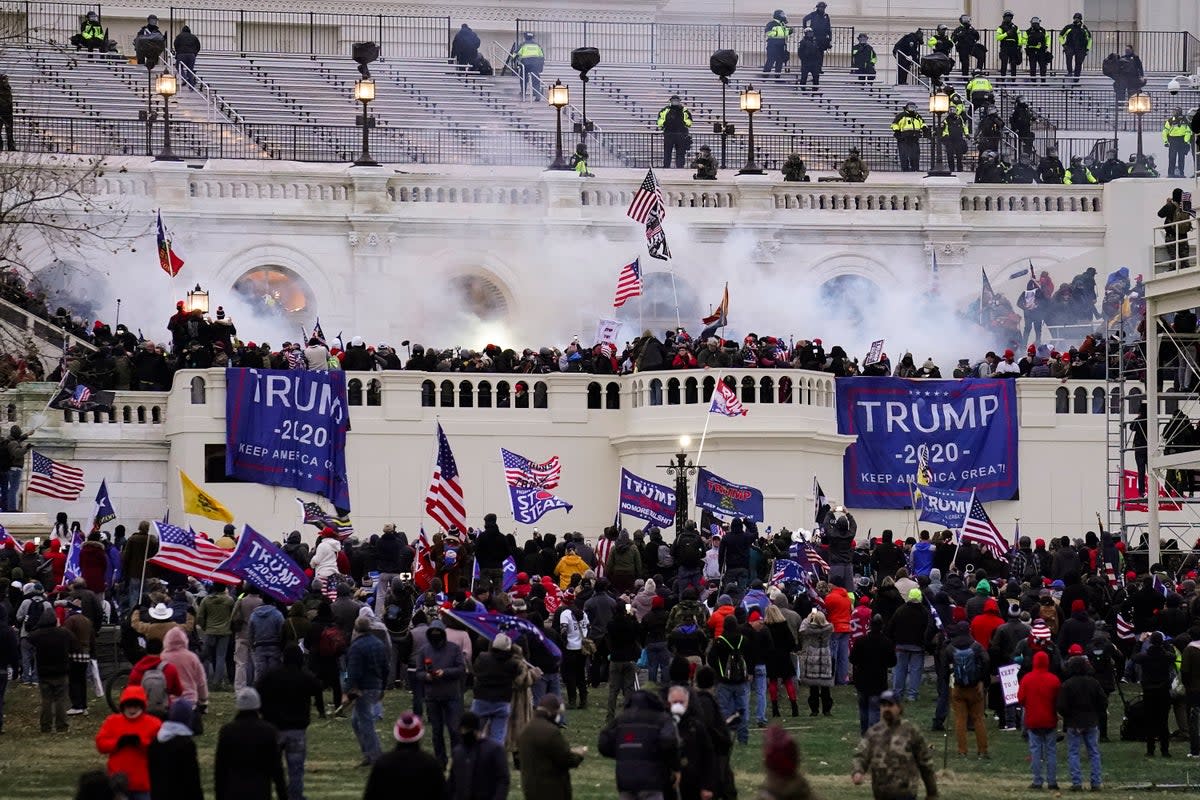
[354,79,376,103]
[679,435,692,449]
[155,72,177,98]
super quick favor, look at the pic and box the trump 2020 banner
[695,467,765,522]
[917,485,973,529]
[216,525,307,603]
[836,377,1018,509]
[225,368,351,510]
[618,468,676,529]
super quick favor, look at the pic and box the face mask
[670,702,686,716]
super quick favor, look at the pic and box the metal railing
[10,114,1127,172]
[969,28,1195,75]
[514,19,857,70]
[0,1,96,46]
[164,7,450,59]
[996,87,1196,132]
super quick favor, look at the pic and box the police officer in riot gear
[996,11,1022,77]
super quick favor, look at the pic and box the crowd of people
[2,504,1200,799]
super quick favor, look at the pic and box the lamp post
[353,78,379,167]
[659,435,700,535]
[570,47,599,146]
[710,49,739,170]
[1128,92,1152,177]
[926,89,952,177]
[738,84,763,175]
[153,72,182,162]
[547,79,571,170]
[186,283,209,314]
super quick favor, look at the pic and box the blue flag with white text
[225,368,351,509]
[62,528,84,585]
[94,479,117,528]
[836,377,1018,509]
[917,485,973,529]
[216,524,307,603]
[444,609,562,660]
[618,468,676,529]
[502,556,518,591]
[508,486,573,525]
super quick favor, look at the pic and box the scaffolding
[1106,211,1200,573]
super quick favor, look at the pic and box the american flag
[28,451,85,501]
[771,558,806,584]
[612,258,643,308]
[426,423,467,533]
[1104,560,1120,590]
[804,541,829,574]
[1115,613,1134,640]
[709,380,747,417]
[501,448,561,490]
[595,536,614,579]
[626,169,665,224]
[148,522,240,584]
[644,205,672,261]
[295,498,354,537]
[961,491,1009,562]
[0,525,12,548]
[286,348,305,370]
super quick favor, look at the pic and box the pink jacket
[160,626,209,705]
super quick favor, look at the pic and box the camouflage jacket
[852,717,938,800]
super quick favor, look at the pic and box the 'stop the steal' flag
[694,467,765,522]
[617,468,676,529]
[509,486,573,525]
[835,377,1018,509]
[443,609,562,660]
[216,524,307,604]
[225,368,351,510]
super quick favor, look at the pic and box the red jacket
[128,654,184,700]
[44,540,67,587]
[708,604,736,636]
[79,540,110,593]
[824,587,852,633]
[1017,651,1061,730]
[971,600,1004,649]
[94,686,162,792]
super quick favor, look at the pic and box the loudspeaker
[571,47,600,77]
[352,41,380,77]
[710,49,739,78]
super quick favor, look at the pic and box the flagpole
[668,265,682,332]
[692,406,713,522]
[907,480,921,541]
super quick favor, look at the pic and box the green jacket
[852,717,938,800]
[197,592,235,636]
[606,541,642,578]
[517,712,584,800]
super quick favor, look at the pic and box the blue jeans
[7,467,20,511]
[471,697,511,744]
[892,647,923,701]
[753,665,768,722]
[857,690,880,734]
[933,675,949,727]
[252,645,282,682]
[646,642,671,686]
[1028,728,1058,787]
[351,689,383,763]
[20,638,37,684]
[716,682,750,744]
[830,633,850,685]
[204,634,231,686]
[532,673,564,724]
[427,695,462,766]
[278,729,307,800]
[1066,726,1101,788]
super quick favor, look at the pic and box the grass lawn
[0,682,1194,799]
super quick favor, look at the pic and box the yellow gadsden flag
[180,470,234,523]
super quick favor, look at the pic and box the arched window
[137,406,146,423]
[232,264,315,321]
[684,377,698,405]
[151,407,161,424]
[478,380,493,408]
[421,380,435,407]
[1091,387,1105,414]
[1073,386,1088,414]
[587,382,602,409]
[190,376,206,405]
[760,376,775,404]
[347,378,363,406]
[497,381,511,408]
[439,380,455,408]
[4,403,14,422]
[667,378,681,405]
[515,383,530,409]
[778,376,793,404]
[122,406,132,423]
[533,381,548,409]
[648,378,663,407]
[740,376,755,404]
[367,379,382,407]
[605,382,620,409]
[458,381,474,408]
[1055,386,1070,414]
[702,376,716,403]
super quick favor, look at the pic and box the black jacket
[1132,644,1174,691]
[365,744,447,800]
[214,711,287,800]
[850,629,895,695]
[375,532,404,573]
[173,29,200,56]
[474,523,509,570]
[893,32,922,59]
[148,732,204,800]
[472,648,520,702]
[1057,612,1095,657]
[1057,663,1107,729]
[886,602,929,648]
[598,691,680,793]
[606,610,643,662]
[449,735,509,800]
[257,662,322,730]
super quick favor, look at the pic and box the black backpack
[1101,53,1120,78]
[720,635,748,683]
[675,533,704,569]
